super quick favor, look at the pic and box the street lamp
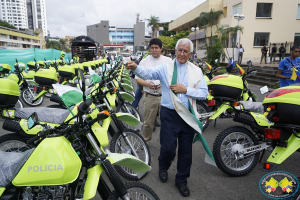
[234,14,245,60]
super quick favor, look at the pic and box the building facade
[169,0,300,62]
[0,25,43,49]
[0,0,47,36]
[0,0,28,29]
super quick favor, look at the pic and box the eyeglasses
[177,49,190,55]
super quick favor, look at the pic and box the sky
[45,0,206,38]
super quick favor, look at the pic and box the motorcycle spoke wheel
[110,130,150,181]
[108,182,159,200]
[213,126,260,177]
[21,87,44,107]
[14,100,23,109]
[0,133,32,152]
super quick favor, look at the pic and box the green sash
[171,62,215,165]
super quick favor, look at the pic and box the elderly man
[126,38,208,197]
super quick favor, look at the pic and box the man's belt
[145,92,162,97]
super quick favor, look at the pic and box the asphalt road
[1,84,299,200]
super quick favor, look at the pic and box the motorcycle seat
[15,107,70,124]
[240,101,265,114]
[0,149,34,187]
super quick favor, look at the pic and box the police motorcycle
[198,65,257,131]
[0,68,148,181]
[0,63,23,109]
[0,85,159,199]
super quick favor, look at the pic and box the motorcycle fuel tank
[12,137,82,186]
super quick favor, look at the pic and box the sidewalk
[239,61,279,68]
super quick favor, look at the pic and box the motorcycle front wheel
[14,100,23,109]
[196,100,210,131]
[213,126,260,177]
[108,182,159,200]
[110,129,150,181]
[21,87,44,107]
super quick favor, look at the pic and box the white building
[0,0,28,29]
[0,0,47,36]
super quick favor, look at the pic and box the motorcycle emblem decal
[259,171,299,199]
[28,164,63,173]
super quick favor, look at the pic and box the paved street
[1,84,299,200]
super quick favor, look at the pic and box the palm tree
[146,15,160,38]
[196,9,223,48]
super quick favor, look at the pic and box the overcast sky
[45,0,206,38]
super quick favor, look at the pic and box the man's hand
[126,61,137,71]
[169,84,187,94]
[147,81,155,90]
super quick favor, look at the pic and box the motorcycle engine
[21,185,71,200]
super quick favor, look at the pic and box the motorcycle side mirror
[260,86,270,94]
[28,112,39,129]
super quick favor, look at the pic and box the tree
[0,19,17,29]
[196,9,223,48]
[146,15,160,38]
[160,22,176,37]
[158,36,173,50]
[170,31,190,49]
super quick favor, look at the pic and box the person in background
[161,48,166,56]
[260,44,268,64]
[270,43,277,64]
[73,53,80,63]
[237,44,244,64]
[276,46,300,87]
[106,53,111,64]
[279,43,286,61]
[126,38,208,197]
[169,52,172,59]
[226,57,235,73]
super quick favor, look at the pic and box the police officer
[73,53,80,63]
[270,43,277,64]
[60,51,66,65]
[279,43,286,61]
[260,44,268,64]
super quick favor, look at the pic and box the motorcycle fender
[2,110,15,118]
[107,152,151,174]
[33,90,48,101]
[116,112,141,127]
[121,83,133,93]
[242,92,249,101]
[20,119,58,135]
[267,133,300,164]
[209,104,231,120]
[0,187,5,196]
[83,165,103,200]
[250,112,273,127]
[119,91,134,102]
[122,78,131,86]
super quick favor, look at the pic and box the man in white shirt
[237,44,244,64]
[137,38,172,144]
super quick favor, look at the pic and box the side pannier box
[0,64,11,74]
[0,79,20,107]
[34,69,58,86]
[207,75,243,99]
[263,86,300,125]
[58,65,75,79]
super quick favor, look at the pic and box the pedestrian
[136,38,172,143]
[237,44,244,64]
[226,57,236,73]
[276,46,300,87]
[193,52,197,62]
[260,44,268,64]
[126,38,210,197]
[270,43,277,64]
[111,54,115,61]
[279,43,286,61]
[161,47,166,56]
[169,52,172,59]
[106,53,111,64]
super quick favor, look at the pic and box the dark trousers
[131,84,143,108]
[158,106,195,185]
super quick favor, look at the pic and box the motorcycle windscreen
[12,137,81,186]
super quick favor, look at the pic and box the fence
[0,48,72,70]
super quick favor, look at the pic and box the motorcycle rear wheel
[21,87,44,107]
[196,100,210,131]
[110,129,150,181]
[213,126,260,177]
[108,182,159,200]
[0,133,33,152]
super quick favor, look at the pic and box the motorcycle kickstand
[258,149,265,163]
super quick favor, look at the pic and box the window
[297,4,300,19]
[232,3,241,15]
[229,33,237,48]
[294,33,300,48]
[256,3,272,18]
[198,38,206,50]
[253,32,269,46]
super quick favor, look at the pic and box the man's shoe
[159,170,168,182]
[175,183,190,197]
[154,119,161,127]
